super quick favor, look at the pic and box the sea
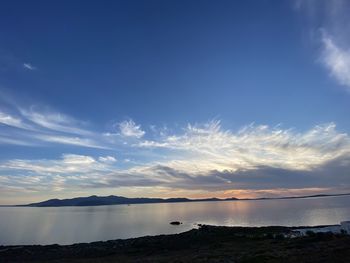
[0,195,349,245]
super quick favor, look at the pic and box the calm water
[1,195,350,245]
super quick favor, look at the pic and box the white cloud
[23,63,36,70]
[3,120,348,194]
[98,156,117,163]
[138,121,350,173]
[0,154,119,193]
[62,154,96,165]
[118,119,145,138]
[0,154,113,175]
[36,134,109,149]
[1,95,350,197]
[0,111,25,129]
[0,102,108,149]
[20,108,91,135]
[0,96,146,150]
[321,32,350,91]
[0,136,35,146]
[294,1,350,92]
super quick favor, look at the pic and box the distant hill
[20,195,239,207]
[17,193,350,207]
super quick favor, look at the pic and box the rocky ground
[1,225,350,263]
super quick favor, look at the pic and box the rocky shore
[1,225,350,263]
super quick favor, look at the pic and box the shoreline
[1,224,350,262]
[2,192,350,208]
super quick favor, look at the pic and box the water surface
[0,195,349,245]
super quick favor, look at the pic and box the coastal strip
[1,224,350,263]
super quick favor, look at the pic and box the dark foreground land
[1,225,350,263]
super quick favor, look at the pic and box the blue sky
[0,0,349,204]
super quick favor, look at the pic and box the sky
[0,0,349,204]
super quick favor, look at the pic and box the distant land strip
[4,192,349,207]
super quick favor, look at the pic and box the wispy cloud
[321,31,350,91]
[0,111,24,129]
[98,156,117,163]
[23,63,36,70]
[295,0,350,92]
[0,154,113,174]
[0,154,117,193]
[97,121,350,194]
[36,134,110,149]
[118,119,145,138]
[19,108,92,135]
[0,101,107,149]
[1,86,349,199]
[0,136,35,146]
[138,121,349,172]
[1,120,349,198]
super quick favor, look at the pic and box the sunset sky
[0,0,349,204]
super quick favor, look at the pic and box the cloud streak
[1,85,349,200]
[19,108,92,135]
[138,121,349,172]
[295,0,350,91]
[0,111,27,129]
[0,103,108,149]
[118,119,145,138]
[321,32,350,91]
[1,120,349,198]
[0,154,117,193]
[1,99,148,150]
[23,63,36,70]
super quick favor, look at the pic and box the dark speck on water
[170,221,182,225]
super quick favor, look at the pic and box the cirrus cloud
[321,31,350,91]
[0,120,349,200]
[295,0,350,92]
[118,119,145,138]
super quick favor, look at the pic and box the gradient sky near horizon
[0,0,350,204]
